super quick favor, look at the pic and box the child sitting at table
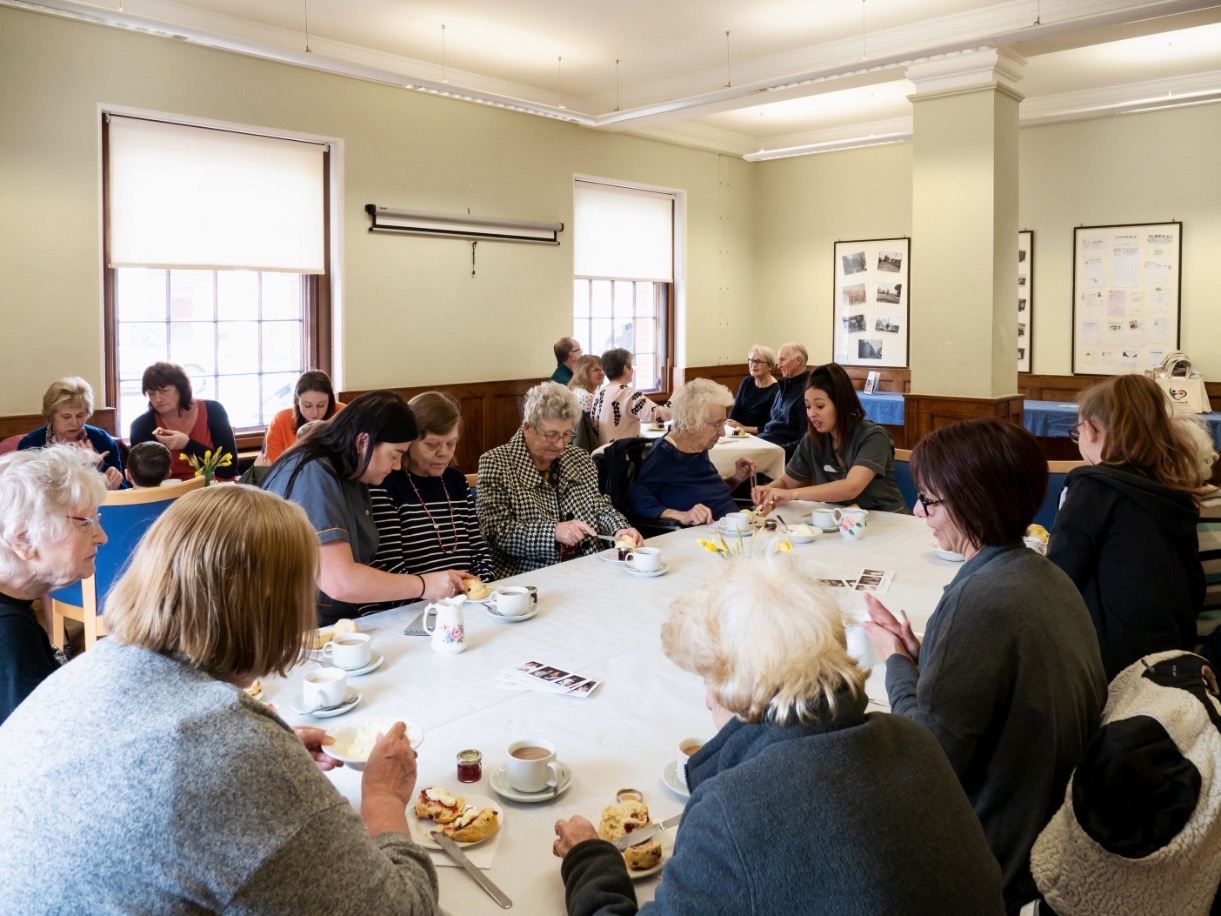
[124,441,172,489]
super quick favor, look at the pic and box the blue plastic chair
[892,448,917,512]
[50,477,206,650]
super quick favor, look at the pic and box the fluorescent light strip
[743,132,910,162]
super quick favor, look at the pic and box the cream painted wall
[0,6,756,418]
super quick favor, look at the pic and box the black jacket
[1047,463,1202,680]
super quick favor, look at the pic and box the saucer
[327,651,385,678]
[483,603,540,624]
[713,525,753,539]
[623,563,669,578]
[598,548,628,565]
[661,760,691,799]
[489,762,574,802]
[289,687,361,718]
[934,547,965,562]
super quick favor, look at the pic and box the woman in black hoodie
[1048,374,1206,679]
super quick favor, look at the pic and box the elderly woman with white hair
[552,557,1006,915]
[478,382,641,578]
[629,379,755,526]
[726,344,779,435]
[0,446,107,725]
[18,377,124,489]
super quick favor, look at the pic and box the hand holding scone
[553,815,599,859]
[151,426,190,451]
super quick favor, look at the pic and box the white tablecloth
[707,433,786,481]
[262,506,957,914]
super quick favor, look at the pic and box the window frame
[572,278,673,396]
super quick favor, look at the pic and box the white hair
[0,446,107,581]
[748,344,776,370]
[670,378,735,436]
[779,342,809,364]
[661,554,865,725]
[1173,415,1217,479]
[523,381,581,430]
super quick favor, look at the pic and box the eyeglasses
[67,514,102,529]
[538,430,576,446]
[916,494,945,515]
[747,358,769,366]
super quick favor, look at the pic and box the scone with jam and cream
[598,800,662,871]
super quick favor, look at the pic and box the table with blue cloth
[860,392,905,427]
[1024,399,1221,449]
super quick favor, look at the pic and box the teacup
[625,546,661,573]
[505,738,562,793]
[724,510,752,532]
[844,624,877,670]
[494,586,532,617]
[810,506,838,529]
[676,736,705,790]
[835,508,869,541]
[322,632,373,670]
[303,668,347,709]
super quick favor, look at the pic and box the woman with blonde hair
[1048,373,1207,678]
[553,556,1005,915]
[726,343,779,434]
[18,377,124,489]
[0,486,439,913]
[567,355,605,414]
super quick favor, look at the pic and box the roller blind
[573,180,673,282]
[107,116,326,273]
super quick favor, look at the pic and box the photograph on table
[1018,229,1034,373]
[1071,221,1181,375]
[832,237,910,368]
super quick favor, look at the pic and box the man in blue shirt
[758,342,811,458]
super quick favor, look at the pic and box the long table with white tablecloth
[263,507,958,915]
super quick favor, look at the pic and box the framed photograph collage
[832,238,910,368]
[1018,230,1033,373]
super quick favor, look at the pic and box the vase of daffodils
[180,448,232,486]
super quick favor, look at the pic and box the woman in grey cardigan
[553,555,1006,915]
[0,485,439,914]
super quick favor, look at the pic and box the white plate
[661,760,691,799]
[483,603,540,623]
[626,828,675,881]
[288,688,361,718]
[488,762,574,802]
[623,563,670,578]
[782,530,818,544]
[598,548,628,565]
[935,548,965,562]
[324,717,425,767]
[410,793,503,849]
[324,651,385,678]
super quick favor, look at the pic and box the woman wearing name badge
[371,391,493,582]
[1047,373,1207,679]
[863,418,1106,912]
[261,390,468,626]
[261,370,346,465]
[0,486,440,913]
[750,362,906,512]
[18,377,124,489]
[553,556,1006,915]
[128,362,239,483]
[726,344,779,435]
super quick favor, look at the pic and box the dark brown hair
[141,362,194,411]
[910,417,1047,548]
[292,370,339,429]
[806,363,865,450]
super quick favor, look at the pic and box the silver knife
[611,813,682,850]
[430,831,513,909]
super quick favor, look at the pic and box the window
[103,114,330,436]
[573,180,675,393]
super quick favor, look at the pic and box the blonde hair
[670,378,734,436]
[568,355,604,394]
[1078,374,1205,491]
[41,377,94,422]
[747,344,776,370]
[661,555,865,724]
[105,486,318,680]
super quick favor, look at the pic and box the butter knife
[430,831,513,909]
[611,813,682,850]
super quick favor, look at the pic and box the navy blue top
[0,592,60,726]
[18,425,124,485]
[758,370,810,456]
[629,438,738,522]
[728,376,779,430]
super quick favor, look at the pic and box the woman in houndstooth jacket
[478,383,641,579]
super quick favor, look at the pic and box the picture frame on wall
[832,237,910,368]
[1071,221,1182,375]
[1018,229,1033,373]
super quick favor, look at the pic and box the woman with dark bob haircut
[864,417,1106,913]
[262,370,346,465]
[129,361,239,482]
[752,362,906,512]
[261,390,468,625]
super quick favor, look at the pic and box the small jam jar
[456,749,483,783]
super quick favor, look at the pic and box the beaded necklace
[407,473,459,555]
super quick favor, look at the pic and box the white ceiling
[13,0,1221,157]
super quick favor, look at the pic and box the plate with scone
[410,786,503,849]
[599,799,672,880]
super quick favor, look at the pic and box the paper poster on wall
[832,237,910,368]
[1071,222,1181,375]
[1018,230,1034,373]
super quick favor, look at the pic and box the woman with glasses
[0,446,107,724]
[726,344,779,435]
[751,362,907,512]
[1048,374,1206,679]
[630,379,755,526]
[478,382,641,578]
[261,390,468,626]
[590,348,671,445]
[863,417,1106,912]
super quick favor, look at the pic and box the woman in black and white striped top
[371,392,493,584]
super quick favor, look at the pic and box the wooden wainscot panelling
[675,364,745,392]
[1021,373,1221,404]
[903,393,1025,446]
[841,366,912,393]
[0,407,117,442]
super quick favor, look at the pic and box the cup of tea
[676,736,705,790]
[810,506,837,529]
[625,546,661,573]
[725,510,751,532]
[505,739,561,793]
[303,668,347,709]
[322,632,373,670]
[835,508,869,541]
[494,586,532,617]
